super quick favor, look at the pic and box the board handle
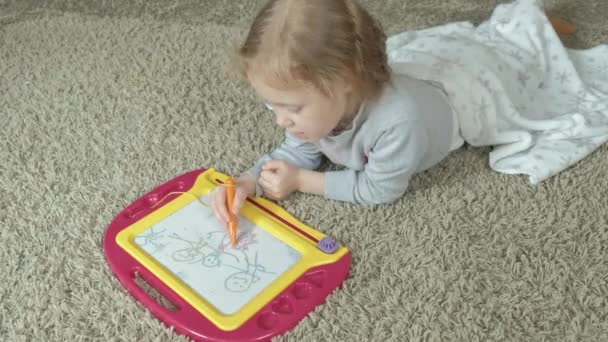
[127,265,181,315]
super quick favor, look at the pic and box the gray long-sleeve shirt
[247,73,455,204]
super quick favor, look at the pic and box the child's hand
[210,175,255,227]
[259,160,301,200]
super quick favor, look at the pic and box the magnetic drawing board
[134,194,301,315]
[104,168,351,342]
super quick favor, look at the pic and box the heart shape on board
[292,283,312,300]
[304,270,325,288]
[272,297,294,314]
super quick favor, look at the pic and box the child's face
[248,73,353,142]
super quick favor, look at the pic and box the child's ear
[336,75,355,95]
[341,68,363,96]
[343,81,354,93]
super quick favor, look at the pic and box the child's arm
[320,120,427,204]
[297,169,325,195]
[245,132,324,197]
[259,120,426,204]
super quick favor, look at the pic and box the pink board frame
[103,169,351,342]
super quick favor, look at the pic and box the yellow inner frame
[116,168,348,331]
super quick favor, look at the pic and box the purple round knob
[317,237,339,254]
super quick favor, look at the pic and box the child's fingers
[258,177,274,193]
[262,159,286,172]
[260,170,279,186]
[211,194,224,225]
[212,186,230,223]
[259,171,270,185]
[261,160,275,171]
[210,191,223,224]
[263,189,280,200]
[260,170,270,181]
[259,181,287,201]
[212,204,225,226]
[233,187,248,214]
[259,171,280,189]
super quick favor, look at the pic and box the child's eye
[287,106,302,114]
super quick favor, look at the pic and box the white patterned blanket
[387,0,608,183]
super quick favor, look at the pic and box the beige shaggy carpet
[1,0,607,341]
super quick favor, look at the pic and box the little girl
[211,0,608,225]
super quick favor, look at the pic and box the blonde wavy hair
[235,0,390,101]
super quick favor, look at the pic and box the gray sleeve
[246,132,324,197]
[324,121,427,204]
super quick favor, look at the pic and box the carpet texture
[1,0,607,341]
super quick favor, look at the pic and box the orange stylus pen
[224,178,238,246]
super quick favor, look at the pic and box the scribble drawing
[224,252,275,293]
[166,227,275,293]
[169,232,240,267]
[168,227,262,269]
[228,229,258,251]
[134,227,167,253]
